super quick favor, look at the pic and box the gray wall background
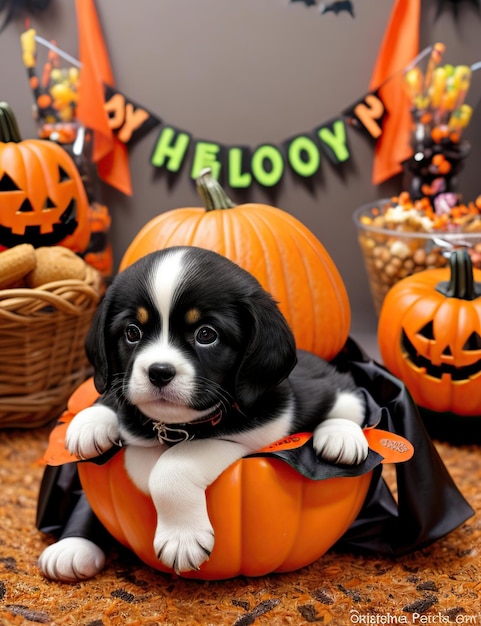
[1,0,481,357]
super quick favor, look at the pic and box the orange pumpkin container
[50,379,377,580]
[80,452,372,580]
[378,249,481,440]
[120,168,350,361]
[0,102,90,252]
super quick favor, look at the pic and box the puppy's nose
[148,363,176,387]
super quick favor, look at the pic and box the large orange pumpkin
[0,102,90,252]
[119,168,350,361]
[45,378,379,580]
[79,444,373,580]
[378,249,481,415]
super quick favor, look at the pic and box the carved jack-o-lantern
[378,249,481,415]
[0,102,90,252]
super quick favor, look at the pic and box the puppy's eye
[195,325,218,345]
[125,323,143,345]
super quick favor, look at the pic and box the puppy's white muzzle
[127,342,217,424]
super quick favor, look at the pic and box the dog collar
[151,408,224,446]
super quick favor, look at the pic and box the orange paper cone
[75,0,132,195]
[369,0,421,185]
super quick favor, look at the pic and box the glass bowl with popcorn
[353,191,481,314]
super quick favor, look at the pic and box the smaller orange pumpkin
[0,102,90,252]
[378,249,481,416]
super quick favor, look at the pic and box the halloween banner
[147,113,378,190]
[105,87,387,190]
[20,28,387,193]
[27,29,475,194]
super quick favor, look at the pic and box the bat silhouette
[290,0,317,6]
[320,1,355,16]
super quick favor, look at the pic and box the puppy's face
[87,247,296,426]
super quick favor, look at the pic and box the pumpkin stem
[436,249,481,300]
[196,168,236,212]
[0,102,22,143]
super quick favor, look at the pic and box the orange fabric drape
[75,0,132,195]
[369,0,421,185]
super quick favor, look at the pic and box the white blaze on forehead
[129,248,217,422]
[147,249,187,341]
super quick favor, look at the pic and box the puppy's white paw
[38,537,106,582]
[154,521,215,573]
[313,418,368,465]
[66,405,120,459]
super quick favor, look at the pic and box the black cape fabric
[332,338,474,556]
[36,338,474,557]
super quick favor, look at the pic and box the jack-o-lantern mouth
[401,328,481,380]
[0,198,79,248]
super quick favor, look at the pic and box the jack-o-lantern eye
[58,166,71,183]
[0,173,20,192]
[417,321,435,341]
[463,331,481,351]
[18,196,57,214]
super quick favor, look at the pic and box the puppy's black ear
[85,293,112,394]
[235,293,297,409]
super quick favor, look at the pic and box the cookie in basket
[26,246,87,288]
[0,244,37,289]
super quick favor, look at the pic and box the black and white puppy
[39,246,367,581]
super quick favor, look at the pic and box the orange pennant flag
[369,0,421,185]
[75,0,132,195]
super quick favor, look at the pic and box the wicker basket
[0,266,102,429]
